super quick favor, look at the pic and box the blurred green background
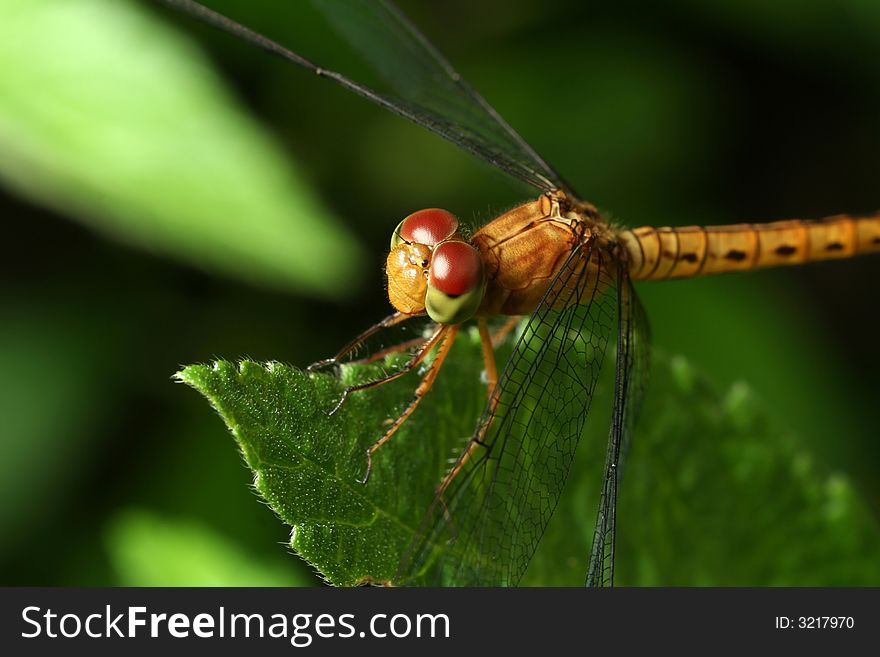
[1,0,878,586]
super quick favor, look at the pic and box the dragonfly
[157,0,880,586]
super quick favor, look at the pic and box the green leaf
[0,0,364,297]
[105,508,308,586]
[177,329,489,586]
[529,354,880,586]
[178,332,880,586]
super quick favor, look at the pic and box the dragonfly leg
[307,311,412,371]
[490,315,522,348]
[437,435,482,499]
[329,323,446,416]
[360,325,460,484]
[434,318,502,497]
[477,318,498,401]
[436,328,504,498]
[353,335,429,365]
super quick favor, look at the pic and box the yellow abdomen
[620,212,880,280]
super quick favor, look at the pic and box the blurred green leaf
[529,353,880,585]
[106,508,308,586]
[0,0,364,297]
[178,330,880,586]
[0,297,113,553]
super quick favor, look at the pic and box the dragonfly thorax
[386,209,486,325]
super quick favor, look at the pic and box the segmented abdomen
[619,212,880,281]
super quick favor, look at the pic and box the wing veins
[397,238,618,585]
[154,0,577,195]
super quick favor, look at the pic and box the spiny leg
[360,325,460,484]
[437,321,504,499]
[432,319,501,529]
[356,335,429,365]
[436,409,490,500]
[307,311,414,371]
[329,323,446,416]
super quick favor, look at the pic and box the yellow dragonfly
[158,0,880,586]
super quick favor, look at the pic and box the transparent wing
[585,269,650,586]
[395,238,618,586]
[154,0,576,196]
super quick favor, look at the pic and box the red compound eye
[399,208,459,246]
[429,240,483,296]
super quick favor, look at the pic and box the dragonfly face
[387,209,486,324]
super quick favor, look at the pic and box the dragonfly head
[386,209,486,325]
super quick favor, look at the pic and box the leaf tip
[173,363,204,388]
